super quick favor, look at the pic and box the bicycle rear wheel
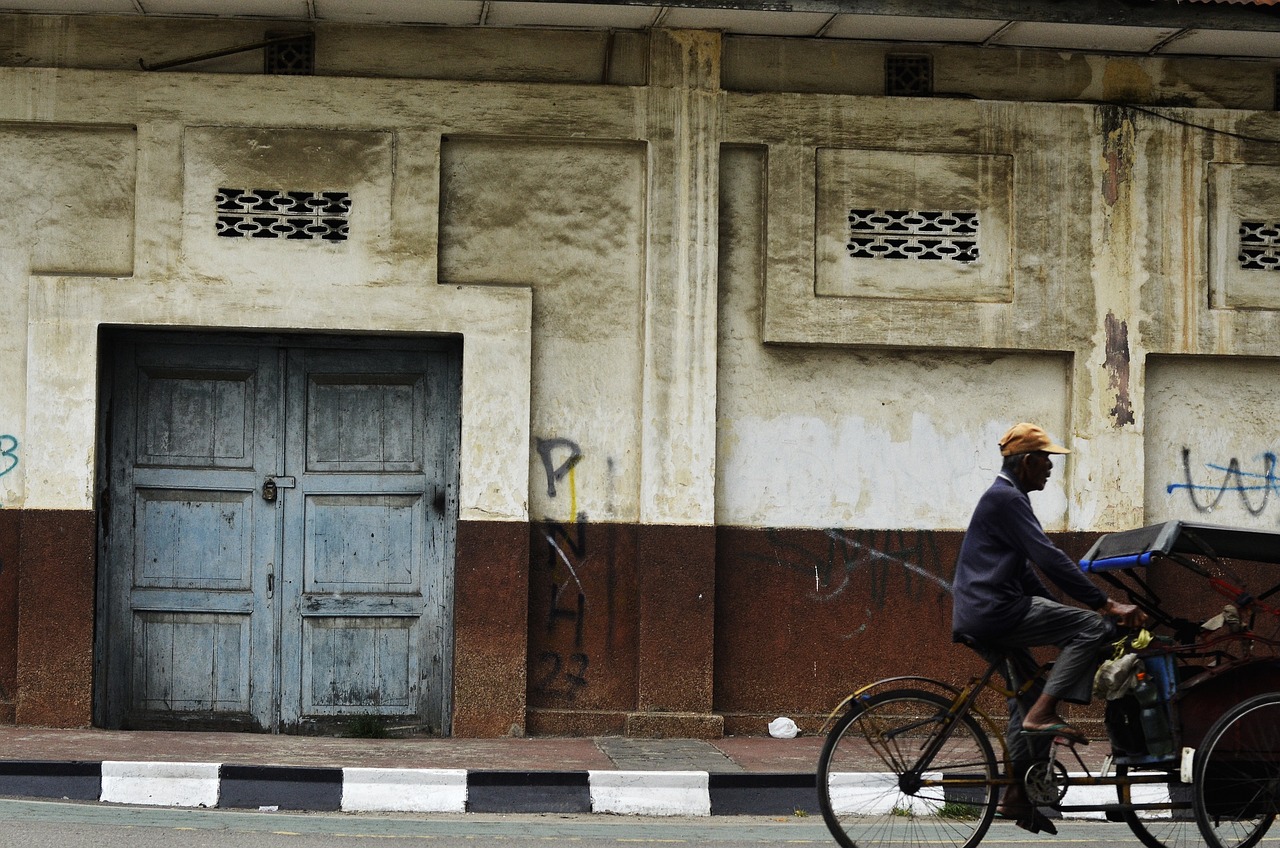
[818,688,999,848]
[1193,692,1280,848]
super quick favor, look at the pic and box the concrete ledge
[467,770,592,813]
[709,771,817,816]
[0,762,823,815]
[589,770,710,816]
[625,711,724,739]
[0,760,100,801]
[343,767,467,813]
[220,764,343,811]
[101,760,220,807]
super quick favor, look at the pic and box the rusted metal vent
[1240,220,1280,270]
[216,188,350,241]
[264,32,315,75]
[848,208,979,262]
[886,54,932,97]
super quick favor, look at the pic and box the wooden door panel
[306,375,423,472]
[134,489,253,588]
[136,368,255,468]
[106,340,280,730]
[282,348,452,731]
[132,611,251,713]
[305,494,423,591]
[302,616,415,713]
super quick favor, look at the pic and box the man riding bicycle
[952,422,1145,833]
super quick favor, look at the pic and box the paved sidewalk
[0,726,1114,816]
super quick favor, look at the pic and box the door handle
[267,563,275,600]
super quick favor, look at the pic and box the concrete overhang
[1,0,1278,58]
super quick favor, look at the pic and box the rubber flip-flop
[1014,811,1059,835]
[1020,722,1089,746]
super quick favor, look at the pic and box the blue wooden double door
[101,333,460,733]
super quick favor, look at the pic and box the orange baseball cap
[999,422,1070,457]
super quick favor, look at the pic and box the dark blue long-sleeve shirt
[951,476,1107,640]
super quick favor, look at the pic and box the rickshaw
[817,520,1280,848]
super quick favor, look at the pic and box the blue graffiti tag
[1166,447,1280,516]
[0,435,17,479]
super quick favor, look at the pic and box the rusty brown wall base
[713,527,1104,734]
[636,524,717,715]
[625,710,723,738]
[453,519,530,737]
[526,707,627,736]
[0,510,19,724]
[15,509,95,727]
[528,521,639,715]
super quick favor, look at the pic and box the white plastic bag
[768,716,799,738]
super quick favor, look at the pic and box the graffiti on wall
[748,528,951,638]
[1167,447,1280,517]
[0,434,17,508]
[533,436,592,702]
[0,435,17,479]
[536,437,582,499]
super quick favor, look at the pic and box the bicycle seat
[953,632,1008,658]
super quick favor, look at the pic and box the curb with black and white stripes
[0,763,1167,817]
[0,762,818,815]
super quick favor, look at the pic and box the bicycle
[816,520,1280,848]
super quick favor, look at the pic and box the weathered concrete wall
[723,36,1277,110]
[2,14,1280,733]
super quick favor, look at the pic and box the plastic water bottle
[1134,669,1174,758]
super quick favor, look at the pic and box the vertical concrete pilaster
[1069,105,1147,532]
[630,30,722,736]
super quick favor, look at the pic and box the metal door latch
[261,475,297,502]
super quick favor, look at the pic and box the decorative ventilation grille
[1240,220,1280,271]
[848,208,979,263]
[216,188,351,241]
[886,55,933,97]
[264,32,315,75]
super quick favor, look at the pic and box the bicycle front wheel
[1193,692,1280,848]
[818,689,999,848]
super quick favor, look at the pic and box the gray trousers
[975,596,1112,765]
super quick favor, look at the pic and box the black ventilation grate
[1240,220,1280,271]
[886,55,932,97]
[264,32,315,75]
[847,208,979,263]
[216,188,350,241]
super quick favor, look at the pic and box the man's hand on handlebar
[1101,598,1146,628]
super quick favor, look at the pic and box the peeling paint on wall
[1100,105,1135,208]
[1103,312,1135,426]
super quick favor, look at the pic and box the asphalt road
[0,798,1163,848]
